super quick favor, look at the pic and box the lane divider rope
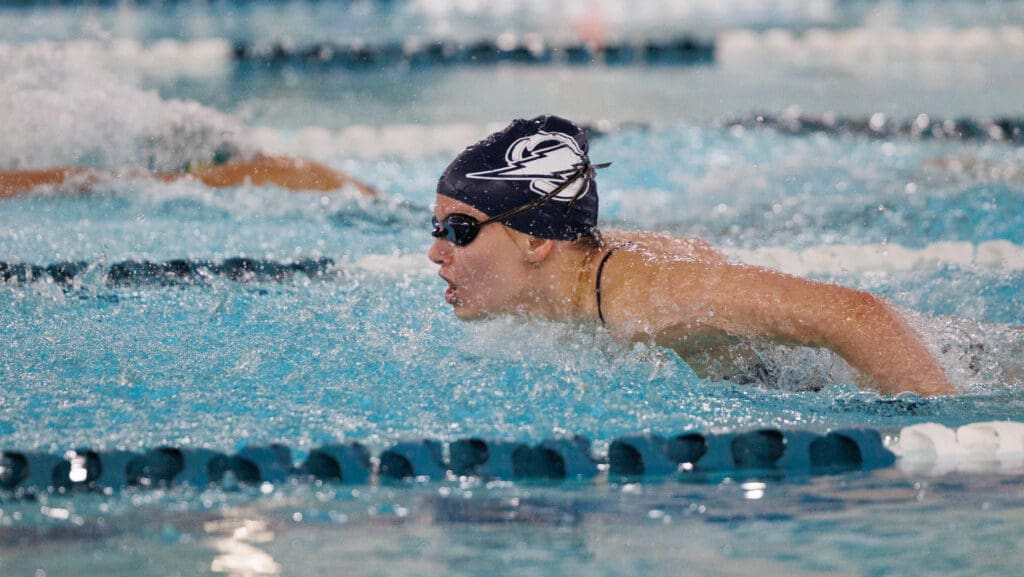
[724,111,1024,143]
[1,258,338,287]
[231,37,715,69]
[7,422,1024,497]
[1,427,900,496]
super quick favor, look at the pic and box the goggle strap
[562,161,611,215]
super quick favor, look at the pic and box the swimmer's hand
[601,255,956,396]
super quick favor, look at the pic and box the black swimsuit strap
[595,247,620,325]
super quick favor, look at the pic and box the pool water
[3,1,1024,575]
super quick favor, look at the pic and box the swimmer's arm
[614,260,954,396]
[706,264,953,395]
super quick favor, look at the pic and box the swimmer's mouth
[440,274,459,305]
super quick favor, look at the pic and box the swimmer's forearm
[689,263,955,396]
[823,291,955,396]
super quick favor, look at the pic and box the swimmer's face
[428,195,532,320]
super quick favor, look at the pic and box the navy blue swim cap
[437,115,599,241]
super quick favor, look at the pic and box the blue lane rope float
[231,36,715,70]
[0,257,337,287]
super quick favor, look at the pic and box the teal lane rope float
[4,423,1023,496]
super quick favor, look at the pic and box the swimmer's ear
[524,236,556,263]
[503,228,555,263]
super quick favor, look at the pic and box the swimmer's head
[436,115,599,242]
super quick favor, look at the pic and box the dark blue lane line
[0,257,337,287]
[724,112,1024,144]
[583,113,1023,143]
[231,36,715,69]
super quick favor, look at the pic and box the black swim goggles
[431,160,610,247]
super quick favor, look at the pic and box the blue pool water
[3,1,1024,575]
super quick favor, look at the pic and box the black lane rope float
[0,428,895,497]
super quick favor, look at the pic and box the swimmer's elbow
[833,286,897,330]
[819,288,902,350]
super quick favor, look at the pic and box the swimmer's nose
[428,237,449,265]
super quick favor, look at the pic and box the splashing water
[0,42,255,171]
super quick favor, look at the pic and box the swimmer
[0,154,376,198]
[428,115,955,396]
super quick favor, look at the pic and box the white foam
[719,26,1024,68]
[0,42,255,170]
[1,39,233,79]
[728,240,1024,275]
[103,38,233,79]
[250,123,498,160]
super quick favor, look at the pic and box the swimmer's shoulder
[593,231,727,337]
[600,230,727,263]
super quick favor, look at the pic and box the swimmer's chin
[447,296,506,321]
[451,303,492,321]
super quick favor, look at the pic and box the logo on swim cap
[465,131,588,202]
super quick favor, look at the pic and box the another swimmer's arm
[185,155,377,196]
[0,168,98,198]
[2,157,376,197]
[617,260,954,396]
